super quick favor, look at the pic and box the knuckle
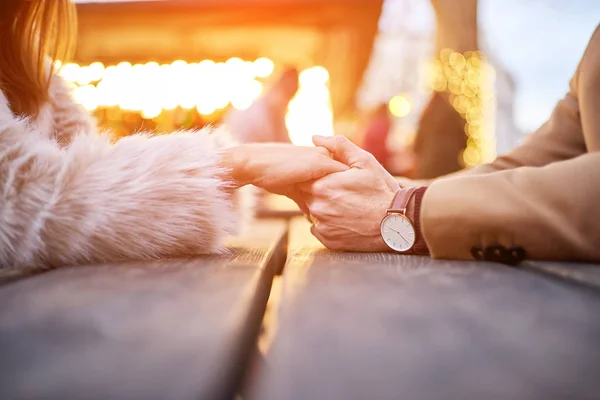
[309,202,328,219]
[367,152,380,164]
[314,224,340,245]
[312,180,330,194]
[359,151,378,165]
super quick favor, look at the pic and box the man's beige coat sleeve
[396,63,585,188]
[421,25,600,261]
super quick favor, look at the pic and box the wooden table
[1,218,599,400]
[0,221,286,400]
[251,219,600,400]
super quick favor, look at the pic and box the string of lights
[428,49,496,167]
[56,58,334,145]
[57,58,274,117]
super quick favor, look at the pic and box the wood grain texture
[252,219,600,400]
[0,221,287,400]
[0,267,49,286]
[523,261,600,291]
[256,194,303,220]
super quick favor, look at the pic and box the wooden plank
[0,221,287,400]
[523,261,600,291]
[251,219,600,400]
[256,193,303,220]
[0,267,49,286]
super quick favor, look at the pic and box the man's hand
[299,135,400,252]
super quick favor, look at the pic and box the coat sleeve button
[505,246,527,266]
[470,245,484,260]
[483,244,507,263]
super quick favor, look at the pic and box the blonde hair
[0,0,77,116]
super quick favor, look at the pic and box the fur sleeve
[48,74,100,146]
[0,110,251,268]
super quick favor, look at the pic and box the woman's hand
[219,143,349,191]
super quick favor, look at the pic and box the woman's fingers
[266,151,347,187]
[242,143,350,190]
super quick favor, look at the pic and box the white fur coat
[0,75,251,269]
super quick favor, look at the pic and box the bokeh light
[388,94,411,118]
[253,57,275,78]
[286,66,334,146]
[58,58,334,145]
[58,58,274,114]
[299,66,329,87]
[430,49,496,167]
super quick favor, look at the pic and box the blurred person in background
[225,67,299,143]
[356,0,480,179]
[300,24,600,263]
[359,104,392,167]
[357,103,416,177]
[411,0,481,179]
[0,0,346,269]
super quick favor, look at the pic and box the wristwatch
[380,186,429,254]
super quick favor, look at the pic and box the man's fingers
[311,135,331,148]
[312,135,355,164]
[287,192,310,215]
[313,135,373,168]
[297,176,332,194]
[299,189,328,220]
[297,181,316,195]
[314,146,333,157]
[310,225,346,251]
[310,157,348,181]
[296,188,323,215]
[272,186,311,215]
[297,168,359,196]
[310,224,329,247]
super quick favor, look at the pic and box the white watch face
[380,213,416,252]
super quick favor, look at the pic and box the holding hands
[219,143,349,212]
[219,136,402,253]
[224,143,347,191]
[299,135,401,252]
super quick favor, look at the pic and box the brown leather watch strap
[388,187,418,213]
[412,186,430,255]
